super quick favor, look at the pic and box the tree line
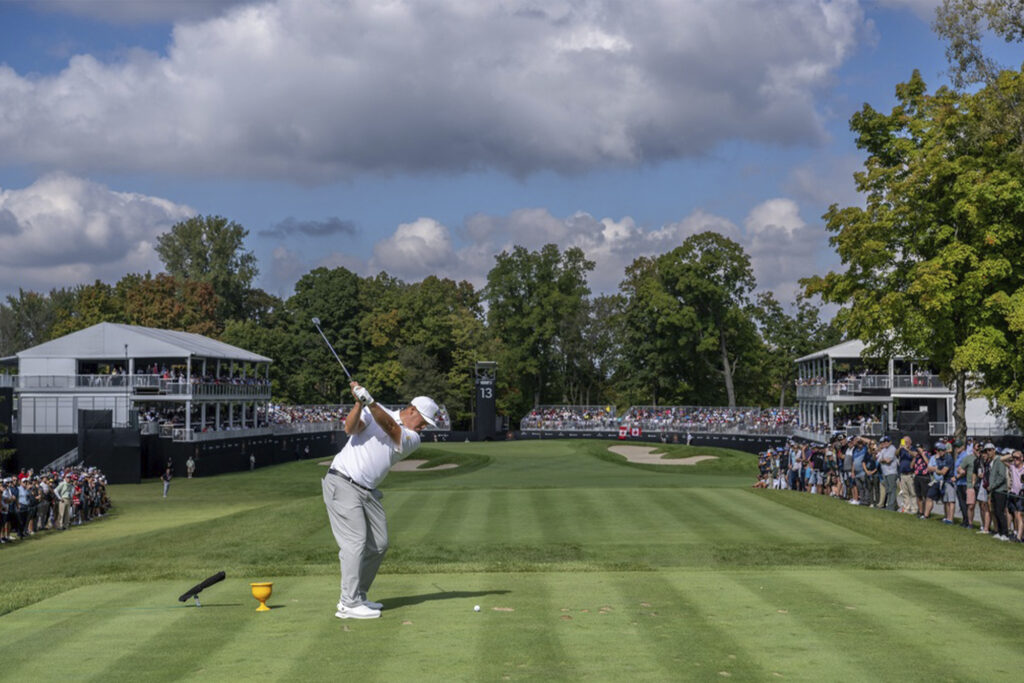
[0,215,838,429]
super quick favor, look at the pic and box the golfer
[323,381,439,619]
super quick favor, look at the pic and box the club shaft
[313,323,352,379]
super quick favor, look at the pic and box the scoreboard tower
[474,361,497,440]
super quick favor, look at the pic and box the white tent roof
[15,322,271,363]
[795,339,866,363]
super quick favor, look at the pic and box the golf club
[311,317,353,380]
[178,570,226,607]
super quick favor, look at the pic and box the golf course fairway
[1,439,1022,681]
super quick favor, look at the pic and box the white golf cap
[411,396,440,427]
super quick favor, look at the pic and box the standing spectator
[840,437,854,500]
[985,443,1010,541]
[862,444,879,508]
[912,445,930,518]
[787,443,803,491]
[851,437,867,505]
[249,453,256,471]
[161,468,172,498]
[1007,450,1024,542]
[955,442,977,528]
[923,444,947,521]
[897,437,917,514]
[938,443,957,524]
[55,474,74,530]
[186,456,196,479]
[1,480,14,542]
[36,475,53,530]
[14,478,33,537]
[877,436,899,511]
[975,448,991,534]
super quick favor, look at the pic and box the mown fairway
[2,439,1023,681]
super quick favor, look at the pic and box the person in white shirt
[323,381,439,620]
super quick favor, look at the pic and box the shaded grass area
[2,440,1024,680]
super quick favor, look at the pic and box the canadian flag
[630,427,642,438]
[618,426,627,440]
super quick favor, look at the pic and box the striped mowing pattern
[3,571,1024,681]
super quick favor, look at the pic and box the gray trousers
[883,474,898,510]
[322,474,388,607]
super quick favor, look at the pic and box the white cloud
[743,198,834,303]
[0,0,868,180]
[0,173,194,294]
[371,217,454,276]
[344,199,832,305]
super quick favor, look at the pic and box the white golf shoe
[338,599,384,611]
[335,603,381,619]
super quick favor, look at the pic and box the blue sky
[0,0,988,304]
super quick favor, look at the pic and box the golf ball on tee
[474,605,480,612]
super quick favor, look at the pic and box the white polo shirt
[330,406,421,489]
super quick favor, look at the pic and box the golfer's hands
[352,383,375,406]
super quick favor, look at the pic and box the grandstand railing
[172,426,274,442]
[272,422,342,434]
[41,447,82,472]
[797,375,950,399]
[10,373,271,399]
[929,422,1022,437]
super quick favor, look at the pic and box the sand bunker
[608,445,718,466]
[390,459,458,471]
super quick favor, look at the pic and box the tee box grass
[1,439,1023,681]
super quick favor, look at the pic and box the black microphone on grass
[179,570,226,607]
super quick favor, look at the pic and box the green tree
[934,0,1024,88]
[805,69,1024,440]
[755,292,842,407]
[50,281,127,338]
[0,289,62,355]
[221,318,299,402]
[616,255,696,406]
[657,232,759,407]
[285,267,365,404]
[119,272,220,336]
[484,244,594,417]
[155,215,259,323]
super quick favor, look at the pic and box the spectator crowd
[755,435,1024,542]
[264,402,451,430]
[0,466,111,545]
[520,405,797,435]
[520,406,618,431]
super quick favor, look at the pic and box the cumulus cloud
[371,218,455,276]
[744,198,833,303]
[0,0,867,180]
[0,173,194,294]
[343,200,831,304]
[259,216,356,238]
